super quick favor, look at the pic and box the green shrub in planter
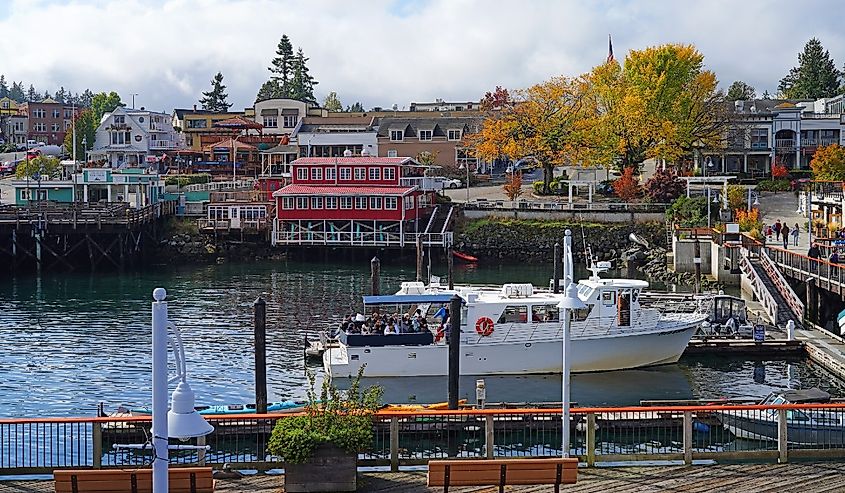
[757,179,791,192]
[267,369,382,465]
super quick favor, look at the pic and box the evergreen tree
[255,80,280,103]
[761,90,772,100]
[346,101,365,112]
[9,82,24,102]
[323,91,342,111]
[199,72,232,112]
[63,109,97,161]
[289,48,317,102]
[726,81,756,101]
[269,35,295,96]
[0,76,7,99]
[26,84,38,102]
[55,86,66,104]
[778,38,842,99]
[80,89,94,107]
[43,90,52,100]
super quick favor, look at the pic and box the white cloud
[0,0,842,111]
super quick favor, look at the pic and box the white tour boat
[323,263,707,378]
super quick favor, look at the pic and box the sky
[0,0,843,113]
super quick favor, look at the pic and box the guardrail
[768,246,845,295]
[0,201,175,228]
[184,179,256,193]
[2,404,844,475]
[272,230,453,248]
[760,249,805,321]
[465,200,669,213]
[739,247,780,324]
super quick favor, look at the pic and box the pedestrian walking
[774,220,782,241]
[781,224,790,249]
[792,223,800,246]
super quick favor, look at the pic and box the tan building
[171,106,249,151]
[375,116,483,169]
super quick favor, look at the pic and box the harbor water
[1,258,843,418]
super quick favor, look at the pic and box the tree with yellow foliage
[471,76,595,194]
[810,143,845,181]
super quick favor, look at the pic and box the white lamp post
[747,189,760,212]
[459,162,470,202]
[151,288,214,493]
[558,230,586,458]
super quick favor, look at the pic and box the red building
[272,153,451,247]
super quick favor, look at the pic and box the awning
[362,294,459,305]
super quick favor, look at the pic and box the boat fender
[475,317,495,337]
[435,327,446,342]
[693,421,710,433]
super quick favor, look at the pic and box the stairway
[749,258,804,330]
[425,205,454,235]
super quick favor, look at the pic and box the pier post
[553,243,560,294]
[683,411,693,465]
[586,413,596,467]
[485,415,494,459]
[254,297,268,414]
[777,408,788,463]
[447,248,454,290]
[389,417,399,472]
[448,295,462,410]
[92,422,103,469]
[416,236,423,282]
[370,256,380,296]
[693,231,701,294]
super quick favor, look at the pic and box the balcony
[801,138,838,148]
[399,176,444,191]
[149,140,180,150]
[775,139,796,149]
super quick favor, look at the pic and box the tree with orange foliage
[810,143,845,181]
[612,167,641,202]
[771,160,789,179]
[502,171,524,201]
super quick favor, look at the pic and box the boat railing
[3,403,845,475]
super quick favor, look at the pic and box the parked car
[442,178,462,189]
[0,160,19,175]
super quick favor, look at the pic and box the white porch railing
[738,248,779,325]
[184,179,256,192]
[760,249,805,321]
[272,229,453,248]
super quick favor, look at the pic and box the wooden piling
[371,256,380,296]
[447,247,454,290]
[254,297,268,414]
[694,231,701,294]
[416,236,423,282]
[448,295,462,410]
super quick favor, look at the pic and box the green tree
[0,76,7,99]
[199,72,232,112]
[346,101,364,112]
[80,89,94,107]
[15,155,62,179]
[43,90,52,100]
[269,35,295,96]
[761,90,772,100]
[91,92,124,123]
[726,81,756,101]
[9,81,24,102]
[289,48,317,102]
[54,86,66,104]
[778,38,842,99]
[26,84,38,102]
[62,109,97,161]
[323,91,342,111]
[255,80,279,103]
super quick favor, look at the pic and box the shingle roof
[376,117,482,138]
[273,184,415,197]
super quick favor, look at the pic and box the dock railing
[3,404,845,475]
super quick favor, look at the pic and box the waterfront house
[293,116,379,158]
[376,116,484,170]
[11,167,165,207]
[171,106,248,151]
[0,97,19,116]
[91,107,184,168]
[2,114,28,148]
[271,151,450,247]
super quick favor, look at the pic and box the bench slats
[54,468,214,493]
[428,459,577,488]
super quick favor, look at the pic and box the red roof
[291,157,414,166]
[213,116,264,129]
[273,184,415,197]
[203,138,258,151]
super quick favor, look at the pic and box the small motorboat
[716,388,845,445]
[453,251,478,263]
[126,400,309,416]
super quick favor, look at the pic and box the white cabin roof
[579,279,649,290]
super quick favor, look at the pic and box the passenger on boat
[401,313,412,333]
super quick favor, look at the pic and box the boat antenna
[578,213,590,266]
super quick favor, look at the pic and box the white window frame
[368,167,381,181]
[339,167,351,180]
[297,168,308,180]
[326,196,338,209]
[340,196,353,209]
[384,196,398,210]
[370,196,382,209]
[354,167,366,180]
[390,130,403,142]
[418,129,432,141]
[325,167,336,180]
[311,196,323,209]
[263,116,278,128]
[448,129,462,141]
[387,149,398,158]
[355,196,367,209]
[296,197,308,209]
[311,167,323,180]
[283,115,298,128]
[383,167,395,181]
[282,197,295,209]
[404,196,414,210]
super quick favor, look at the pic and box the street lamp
[706,188,720,228]
[82,136,88,169]
[151,288,214,493]
[747,189,760,212]
[458,162,470,203]
[558,229,586,458]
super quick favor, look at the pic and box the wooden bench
[54,467,214,493]
[427,458,577,492]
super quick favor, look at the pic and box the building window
[354,167,366,180]
[355,196,367,209]
[390,130,403,142]
[340,196,353,209]
[370,196,382,209]
[404,196,414,210]
[52,109,61,118]
[187,119,207,129]
[448,129,462,141]
[51,123,60,132]
[113,115,125,125]
[750,129,768,149]
[33,123,46,132]
[296,197,308,209]
[387,149,398,158]
[283,115,298,128]
[368,167,381,180]
[297,168,308,180]
[64,109,72,119]
[64,121,71,130]
[282,197,295,209]
[311,167,323,180]
[263,116,278,128]
[325,167,336,180]
[418,130,432,141]
[339,167,351,180]
[385,197,398,209]
[326,196,337,209]
[311,196,323,209]
[1,101,8,109]
[33,109,45,118]
[383,167,395,181]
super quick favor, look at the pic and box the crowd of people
[339,308,446,336]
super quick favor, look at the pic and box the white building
[253,98,326,137]
[91,107,184,168]
[292,116,378,158]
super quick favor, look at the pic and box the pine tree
[43,90,52,100]
[726,81,756,101]
[323,91,342,111]
[26,84,38,102]
[289,48,317,102]
[346,102,365,112]
[761,90,772,100]
[255,80,280,103]
[55,86,66,104]
[269,35,295,96]
[0,76,7,99]
[80,89,94,107]
[9,82,24,102]
[778,38,842,99]
[199,72,232,112]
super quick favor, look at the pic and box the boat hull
[324,325,697,377]
[718,412,845,446]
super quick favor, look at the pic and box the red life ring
[475,317,495,337]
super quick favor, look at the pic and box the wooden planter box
[284,443,357,492]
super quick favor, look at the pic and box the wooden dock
[685,339,804,355]
[4,463,845,492]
